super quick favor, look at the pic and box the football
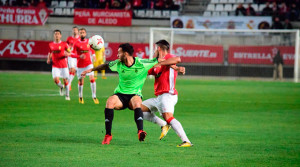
[89,35,104,50]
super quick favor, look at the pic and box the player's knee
[54,79,60,84]
[106,97,116,108]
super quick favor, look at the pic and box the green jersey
[108,57,158,97]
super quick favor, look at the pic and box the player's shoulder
[166,53,176,59]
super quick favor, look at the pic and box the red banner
[74,9,132,26]
[105,43,224,63]
[0,7,48,25]
[228,46,295,65]
[0,39,49,59]
[172,44,223,63]
[0,40,223,64]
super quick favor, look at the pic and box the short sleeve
[108,59,120,72]
[139,58,158,71]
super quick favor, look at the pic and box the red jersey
[48,41,69,68]
[66,36,79,50]
[71,39,93,68]
[148,53,178,96]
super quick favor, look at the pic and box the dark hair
[53,29,61,34]
[119,43,134,56]
[72,26,78,30]
[79,28,86,32]
[155,40,170,51]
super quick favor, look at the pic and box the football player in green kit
[81,43,181,145]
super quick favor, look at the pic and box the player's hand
[79,54,86,59]
[46,59,51,64]
[178,66,185,75]
[81,69,91,77]
[157,57,165,63]
[153,63,161,68]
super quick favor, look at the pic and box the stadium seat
[236,0,244,3]
[245,0,253,3]
[154,10,162,18]
[64,8,71,15]
[137,10,145,17]
[251,4,258,11]
[70,9,74,15]
[212,11,220,16]
[228,0,236,3]
[203,11,211,16]
[171,11,179,16]
[215,4,224,11]
[59,1,67,8]
[232,4,238,10]
[219,0,227,3]
[51,1,58,7]
[258,4,266,11]
[207,4,215,11]
[224,4,232,11]
[211,0,219,3]
[162,10,170,17]
[220,11,228,16]
[145,10,153,17]
[55,8,63,15]
[67,1,74,8]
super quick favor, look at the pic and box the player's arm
[81,63,109,77]
[47,52,52,64]
[170,65,185,75]
[156,57,181,67]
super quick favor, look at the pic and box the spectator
[288,3,299,21]
[246,3,256,16]
[99,0,110,9]
[235,3,246,16]
[19,0,29,6]
[283,18,293,29]
[124,1,131,10]
[132,0,143,9]
[271,2,279,17]
[262,2,272,16]
[271,17,283,29]
[164,0,179,10]
[155,0,164,10]
[4,0,10,6]
[36,0,46,8]
[28,0,36,7]
[279,2,288,20]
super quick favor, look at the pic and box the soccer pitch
[0,72,299,167]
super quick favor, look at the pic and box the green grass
[0,72,299,167]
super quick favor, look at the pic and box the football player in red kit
[71,28,99,104]
[47,29,71,100]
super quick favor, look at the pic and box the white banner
[170,16,272,30]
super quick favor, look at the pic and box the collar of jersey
[79,39,87,43]
[125,57,135,68]
[53,40,62,44]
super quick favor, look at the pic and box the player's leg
[68,68,76,90]
[129,96,147,141]
[161,94,192,147]
[102,95,123,145]
[78,78,84,104]
[52,68,64,96]
[142,99,167,127]
[68,57,77,90]
[89,75,98,104]
[63,78,70,100]
[62,68,70,100]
